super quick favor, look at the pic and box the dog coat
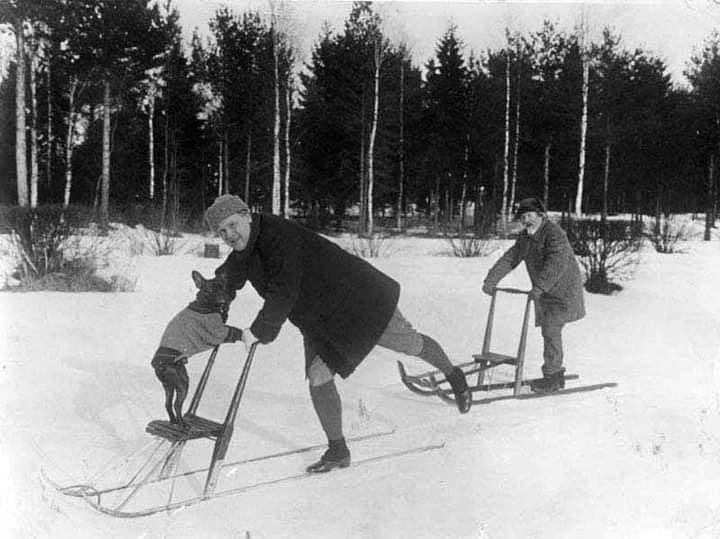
[152,308,242,368]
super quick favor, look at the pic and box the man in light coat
[483,197,585,393]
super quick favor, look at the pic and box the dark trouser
[540,322,565,375]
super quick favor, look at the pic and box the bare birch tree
[28,26,38,207]
[575,13,591,217]
[271,18,281,215]
[509,35,521,216]
[15,17,28,206]
[501,44,511,229]
[396,52,405,230]
[367,36,383,236]
[283,79,292,217]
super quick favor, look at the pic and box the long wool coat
[216,214,400,378]
[484,218,585,327]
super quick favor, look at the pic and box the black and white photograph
[2,0,720,536]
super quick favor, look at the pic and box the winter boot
[306,438,351,473]
[446,367,472,414]
[530,367,566,394]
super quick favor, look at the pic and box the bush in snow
[127,225,186,256]
[348,233,392,258]
[647,214,693,254]
[444,228,498,257]
[567,219,642,294]
[0,205,124,292]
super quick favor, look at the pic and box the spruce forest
[2,0,720,235]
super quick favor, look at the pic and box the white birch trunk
[46,44,52,193]
[15,18,28,207]
[501,48,511,228]
[148,94,155,199]
[543,141,551,210]
[396,59,404,230]
[63,78,78,208]
[101,80,111,229]
[217,139,223,197]
[509,55,520,215]
[575,50,589,216]
[367,42,381,236]
[29,39,38,208]
[272,28,281,215]
[283,81,292,217]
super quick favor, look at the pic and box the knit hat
[204,195,250,232]
[514,197,545,218]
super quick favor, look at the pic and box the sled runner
[398,287,594,405]
[42,343,444,518]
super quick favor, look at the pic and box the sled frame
[398,287,537,400]
[48,343,260,515]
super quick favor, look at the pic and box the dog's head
[191,270,236,320]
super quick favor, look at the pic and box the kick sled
[398,287,615,406]
[43,343,444,518]
[41,343,260,517]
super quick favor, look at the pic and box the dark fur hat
[514,197,545,218]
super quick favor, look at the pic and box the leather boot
[530,368,566,394]
[446,367,472,413]
[306,438,351,473]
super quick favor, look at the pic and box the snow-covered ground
[2,219,720,538]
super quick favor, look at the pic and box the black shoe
[446,367,472,414]
[306,440,351,473]
[530,368,566,394]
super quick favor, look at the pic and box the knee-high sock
[309,379,344,442]
[417,334,454,375]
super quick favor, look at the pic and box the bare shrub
[444,226,498,257]
[647,214,693,253]
[1,205,122,291]
[567,219,642,294]
[135,225,186,256]
[349,234,392,258]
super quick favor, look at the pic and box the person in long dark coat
[204,195,471,473]
[482,197,585,393]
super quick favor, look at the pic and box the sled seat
[472,351,517,366]
[146,414,224,442]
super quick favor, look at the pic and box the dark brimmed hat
[514,197,545,219]
[204,195,250,232]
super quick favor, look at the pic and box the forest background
[2,0,720,237]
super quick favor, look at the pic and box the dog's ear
[216,271,229,288]
[191,270,206,289]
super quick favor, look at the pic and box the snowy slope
[2,228,720,538]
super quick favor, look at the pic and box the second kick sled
[398,287,613,406]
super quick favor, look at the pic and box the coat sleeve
[533,226,569,293]
[215,254,248,291]
[250,225,302,343]
[483,240,521,288]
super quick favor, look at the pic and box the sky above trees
[174,0,720,87]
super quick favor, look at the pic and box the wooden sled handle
[494,287,530,295]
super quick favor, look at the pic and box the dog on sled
[151,270,243,427]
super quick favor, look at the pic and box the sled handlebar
[494,287,531,295]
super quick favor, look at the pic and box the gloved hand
[482,282,495,296]
[240,327,258,352]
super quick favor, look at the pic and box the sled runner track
[41,428,397,499]
[43,441,445,518]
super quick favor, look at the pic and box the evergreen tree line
[2,1,720,233]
